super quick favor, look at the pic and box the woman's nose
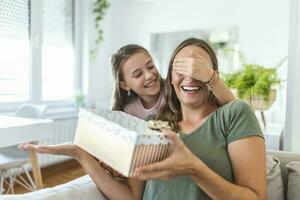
[184,76,193,82]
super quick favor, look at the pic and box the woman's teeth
[181,86,201,92]
[145,80,156,88]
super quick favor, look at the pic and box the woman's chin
[179,95,205,107]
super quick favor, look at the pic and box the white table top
[0,116,52,129]
[0,115,53,148]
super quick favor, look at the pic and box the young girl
[19,42,237,199]
[110,44,164,119]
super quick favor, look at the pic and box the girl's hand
[18,142,87,161]
[173,51,214,82]
[134,130,200,180]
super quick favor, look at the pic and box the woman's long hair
[111,44,163,111]
[156,38,219,132]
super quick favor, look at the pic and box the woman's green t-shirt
[143,100,264,200]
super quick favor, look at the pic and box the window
[0,0,30,103]
[42,0,74,101]
[0,0,75,109]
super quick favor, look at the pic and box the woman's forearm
[190,159,265,200]
[77,153,139,200]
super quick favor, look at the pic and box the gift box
[74,109,173,177]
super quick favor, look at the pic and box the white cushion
[0,175,107,200]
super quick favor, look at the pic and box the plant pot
[245,89,277,111]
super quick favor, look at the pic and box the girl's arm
[19,143,145,200]
[208,73,236,105]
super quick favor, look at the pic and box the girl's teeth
[146,80,155,87]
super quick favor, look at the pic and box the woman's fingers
[19,143,57,154]
[18,143,38,151]
[135,132,195,181]
[135,161,173,180]
[162,130,183,147]
[136,161,167,174]
[135,169,172,180]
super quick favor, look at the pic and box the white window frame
[0,0,84,114]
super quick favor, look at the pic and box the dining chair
[0,103,47,194]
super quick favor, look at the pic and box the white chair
[0,103,47,194]
[15,103,47,119]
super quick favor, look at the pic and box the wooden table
[0,116,53,189]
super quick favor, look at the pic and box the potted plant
[223,52,287,127]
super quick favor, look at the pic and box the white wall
[88,0,289,121]
[85,0,116,109]
[108,0,289,65]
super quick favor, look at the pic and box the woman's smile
[179,82,204,97]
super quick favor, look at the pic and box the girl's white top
[124,91,164,119]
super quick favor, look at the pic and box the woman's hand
[18,142,87,161]
[134,130,201,180]
[173,50,214,82]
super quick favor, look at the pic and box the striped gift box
[74,109,173,177]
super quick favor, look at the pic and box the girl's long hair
[111,44,163,111]
[156,38,219,131]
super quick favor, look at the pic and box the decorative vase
[245,89,277,128]
[246,89,277,111]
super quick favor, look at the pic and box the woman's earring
[127,90,131,97]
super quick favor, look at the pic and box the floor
[3,159,86,194]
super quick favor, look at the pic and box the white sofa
[0,175,106,200]
[0,150,300,200]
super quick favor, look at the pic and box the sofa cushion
[287,161,300,200]
[267,150,300,193]
[266,155,284,200]
[0,175,107,200]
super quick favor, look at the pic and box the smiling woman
[139,37,267,200]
